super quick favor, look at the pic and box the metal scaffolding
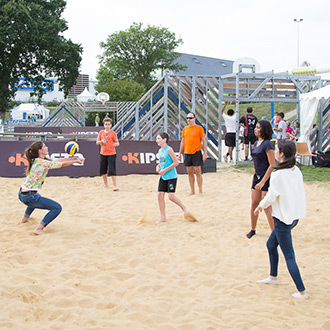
[112,68,330,161]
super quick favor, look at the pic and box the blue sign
[15,78,54,91]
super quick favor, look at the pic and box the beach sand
[1,170,330,329]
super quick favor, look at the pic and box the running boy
[96,118,120,190]
[156,133,197,222]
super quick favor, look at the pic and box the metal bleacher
[112,70,330,161]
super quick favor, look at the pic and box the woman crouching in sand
[19,141,84,235]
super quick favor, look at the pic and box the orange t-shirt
[98,129,118,155]
[181,124,205,154]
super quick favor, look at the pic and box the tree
[97,22,186,90]
[0,0,83,117]
[96,79,146,102]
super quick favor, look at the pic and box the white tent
[77,87,94,102]
[299,85,330,144]
[9,103,50,120]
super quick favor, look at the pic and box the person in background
[286,121,294,139]
[288,121,300,141]
[274,112,286,141]
[221,100,237,163]
[273,112,280,130]
[178,112,207,196]
[240,107,258,161]
[95,113,100,127]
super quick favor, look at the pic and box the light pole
[294,18,303,67]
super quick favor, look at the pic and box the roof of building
[172,53,233,76]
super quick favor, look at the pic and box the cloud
[62,0,330,78]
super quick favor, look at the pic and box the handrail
[112,76,165,132]
[0,132,98,141]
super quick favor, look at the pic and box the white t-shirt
[259,166,306,225]
[223,113,237,133]
[276,120,287,140]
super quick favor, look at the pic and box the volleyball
[65,141,79,155]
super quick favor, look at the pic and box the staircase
[310,101,330,151]
[112,72,330,161]
[43,101,85,127]
[112,75,224,160]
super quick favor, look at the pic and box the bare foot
[21,217,31,224]
[159,218,167,222]
[33,229,45,235]
[103,185,109,188]
[189,192,195,196]
[33,224,45,235]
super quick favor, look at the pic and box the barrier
[0,140,186,177]
[14,126,61,134]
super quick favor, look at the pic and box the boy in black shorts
[240,107,258,160]
[96,118,120,190]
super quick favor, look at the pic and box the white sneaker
[292,292,308,299]
[257,277,279,285]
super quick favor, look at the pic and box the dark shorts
[184,150,203,167]
[158,178,177,193]
[100,154,116,176]
[252,173,270,191]
[244,134,257,145]
[225,132,236,147]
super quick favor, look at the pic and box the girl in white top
[254,140,308,299]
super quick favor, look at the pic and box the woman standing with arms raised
[246,120,275,239]
[19,141,84,235]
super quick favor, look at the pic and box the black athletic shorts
[252,173,270,191]
[100,154,117,176]
[184,150,203,167]
[225,132,236,147]
[158,178,177,193]
[244,134,257,145]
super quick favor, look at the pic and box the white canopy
[299,84,330,144]
[77,87,94,102]
[9,103,50,120]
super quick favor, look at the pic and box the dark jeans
[18,190,62,227]
[267,217,305,292]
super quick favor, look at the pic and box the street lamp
[294,18,303,67]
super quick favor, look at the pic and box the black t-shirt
[239,114,258,136]
[251,139,274,177]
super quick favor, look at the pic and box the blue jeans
[267,217,305,292]
[18,190,62,227]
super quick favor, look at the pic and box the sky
[62,0,330,80]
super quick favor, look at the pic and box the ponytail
[25,141,43,175]
[274,140,296,171]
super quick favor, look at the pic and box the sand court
[1,170,330,329]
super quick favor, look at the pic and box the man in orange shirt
[96,118,120,190]
[178,112,207,195]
